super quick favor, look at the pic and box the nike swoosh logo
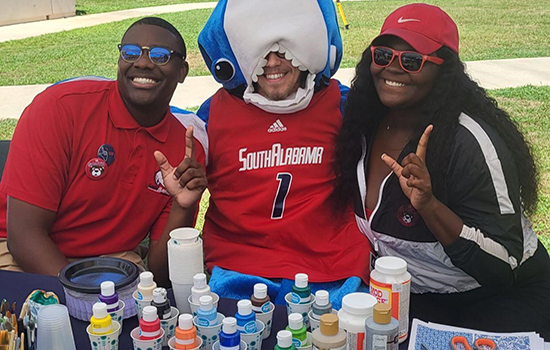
[397,16,421,23]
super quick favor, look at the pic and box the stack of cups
[37,304,77,350]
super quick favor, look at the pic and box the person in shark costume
[195,0,372,307]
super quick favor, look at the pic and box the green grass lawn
[1,0,549,86]
[76,0,214,15]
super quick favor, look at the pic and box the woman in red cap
[335,3,550,338]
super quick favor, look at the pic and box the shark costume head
[198,0,343,114]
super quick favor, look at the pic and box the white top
[341,293,377,316]
[223,317,238,334]
[375,256,408,275]
[100,281,115,297]
[179,314,194,330]
[199,295,214,311]
[152,288,167,304]
[237,299,252,316]
[277,330,293,348]
[193,273,208,289]
[142,305,158,322]
[294,273,308,288]
[253,283,268,299]
[92,302,108,319]
[139,271,155,287]
[288,313,303,330]
[314,290,329,306]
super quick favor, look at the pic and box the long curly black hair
[334,45,539,213]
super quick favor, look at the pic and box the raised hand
[154,126,207,209]
[381,125,436,212]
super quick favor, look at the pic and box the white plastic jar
[369,256,411,343]
[337,293,377,350]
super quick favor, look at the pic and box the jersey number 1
[272,173,292,219]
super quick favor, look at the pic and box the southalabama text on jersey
[239,143,325,172]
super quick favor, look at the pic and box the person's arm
[147,126,207,286]
[6,196,70,275]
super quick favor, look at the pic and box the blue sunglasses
[118,44,185,66]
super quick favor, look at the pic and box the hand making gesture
[381,125,435,213]
[154,126,207,209]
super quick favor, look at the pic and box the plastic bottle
[151,287,172,320]
[139,305,161,340]
[286,313,309,347]
[337,293,377,350]
[191,273,211,304]
[98,281,120,313]
[312,314,346,350]
[174,313,198,350]
[137,271,157,301]
[196,295,218,327]
[235,299,257,333]
[365,304,399,350]
[275,330,297,350]
[251,283,271,313]
[89,302,114,335]
[310,290,332,321]
[220,317,241,350]
[291,273,311,304]
[369,256,411,343]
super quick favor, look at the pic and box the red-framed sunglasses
[370,46,444,73]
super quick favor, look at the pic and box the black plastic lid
[58,257,139,293]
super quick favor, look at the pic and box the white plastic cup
[284,293,315,329]
[132,290,152,320]
[161,306,180,347]
[212,340,247,350]
[109,300,125,327]
[240,320,264,350]
[168,336,203,350]
[296,333,313,350]
[37,304,77,350]
[255,302,274,339]
[193,313,225,350]
[173,282,194,314]
[86,320,121,350]
[187,293,220,317]
[130,327,164,350]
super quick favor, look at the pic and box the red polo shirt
[0,78,205,257]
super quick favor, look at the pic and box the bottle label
[139,329,161,339]
[291,292,311,304]
[372,334,398,350]
[220,346,240,350]
[90,324,113,335]
[345,331,364,350]
[237,320,257,334]
[197,317,214,327]
[370,278,411,341]
[261,302,272,313]
[313,345,346,350]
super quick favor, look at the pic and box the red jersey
[0,78,205,258]
[201,80,370,282]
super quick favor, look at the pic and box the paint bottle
[196,295,218,327]
[337,293,377,350]
[174,313,198,350]
[89,302,114,335]
[311,314,346,350]
[311,290,332,322]
[151,287,172,320]
[251,283,271,313]
[191,273,211,304]
[365,304,399,350]
[369,256,411,343]
[291,273,311,304]
[137,271,157,301]
[220,317,241,350]
[139,305,162,340]
[235,299,257,334]
[98,281,120,313]
[286,313,309,347]
[275,330,297,350]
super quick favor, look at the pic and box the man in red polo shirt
[0,17,207,283]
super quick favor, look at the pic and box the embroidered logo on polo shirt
[147,170,170,196]
[85,158,107,180]
[397,203,419,227]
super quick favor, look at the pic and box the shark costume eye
[214,59,235,82]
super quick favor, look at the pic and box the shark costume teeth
[198,0,343,114]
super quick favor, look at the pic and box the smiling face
[255,52,303,101]
[370,36,440,110]
[117,24,188,124]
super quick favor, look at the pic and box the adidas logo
[268,119,287,133]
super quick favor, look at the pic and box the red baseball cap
[373,3,459,55]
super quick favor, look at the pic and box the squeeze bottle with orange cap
[174,313,198,350]
[89,302,114,335]
[311,314,346,350]
[274,330,297,350]
[137,271,157,301]
[365,303,399,350]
